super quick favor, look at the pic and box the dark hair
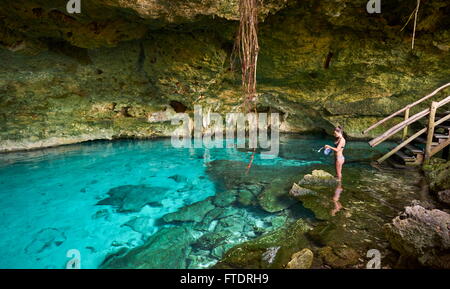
[334,126,344,135]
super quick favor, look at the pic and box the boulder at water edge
[384,205,450,269]
[286,248,314,269]
[299,170,338,186]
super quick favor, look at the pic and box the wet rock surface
[423,158,450,193]
[298,170,338,187]
[1,1,450,151]
[283,166,431,268]
[437,190,450,206]
[384,205,450,269]
[286,248,314,269]
[99,158,438,269]
[100,159,305,269]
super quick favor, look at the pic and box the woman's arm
[325,139,345,152]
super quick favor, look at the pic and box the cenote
[0,135,427,269]
[1,0,450,271]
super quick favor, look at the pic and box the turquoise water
[0,135,392,269]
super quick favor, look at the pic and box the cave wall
[0,0,449,151]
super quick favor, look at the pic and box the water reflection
[331,182,343,216]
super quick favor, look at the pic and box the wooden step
[436,125,450,130]
[405,144,424,154]
[394,150,416,162]
[414,137,438,146]
[434,133,449,139]
[386,157,419,169]
[415,137,426,144]
[386,158,408,169]
[436,111,450,117]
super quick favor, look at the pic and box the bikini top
[335,138,345,149]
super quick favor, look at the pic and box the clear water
[0,135,393,269]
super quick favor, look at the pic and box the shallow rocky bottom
[0,137,439,269]
[101,159,432,269]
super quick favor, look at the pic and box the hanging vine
[401,0,421,50]
[231,0,261,173]
[232,0,260,113]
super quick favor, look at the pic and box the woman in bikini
[325,126,346,182]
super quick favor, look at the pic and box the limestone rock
[213,191,237,207]
[238,189,256,206]
[101,225,195,269]
[163,198,215,223]
[437,190,450,206]
[299,170,337,187]
[25,228,66,255]
[258,180,296,213]
[194,231,230,250]
[214,219,312,269]
[318,246,360,269]
[384,205,450,269]
[97,185,170,212]
[286,248,314,269]
[289,183,317,197]
[1,2,450,150]
[423,158,450,193]
[122,216,154,236]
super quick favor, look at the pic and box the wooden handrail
[369,94,450,147]
[363,83,450,135]
[376,113,450,163]
[376,127,427,163]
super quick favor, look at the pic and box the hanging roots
[401,0,421,50]
[231,0,260,174]
[232,0,260,113]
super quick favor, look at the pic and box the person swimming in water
[325,126,346,181]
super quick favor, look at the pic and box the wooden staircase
[363,83,450,168]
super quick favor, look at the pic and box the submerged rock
[286,248,314,269]
[91,209,110,220]
[97,185,170,212]
[384,205,450,269]
[162,198,215,223]
[25,228,66,255]
[288,185,333,221]
[318,246,360,269]
[122,216,154,236]
[289,183,317,197]
[213,191,237,207]
[193,231,230,250]
[258,180,297,213]
[100,225,195,269]
[238,189,256,206]
[214,219,312,269]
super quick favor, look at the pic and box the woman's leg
[336,158,344,181]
